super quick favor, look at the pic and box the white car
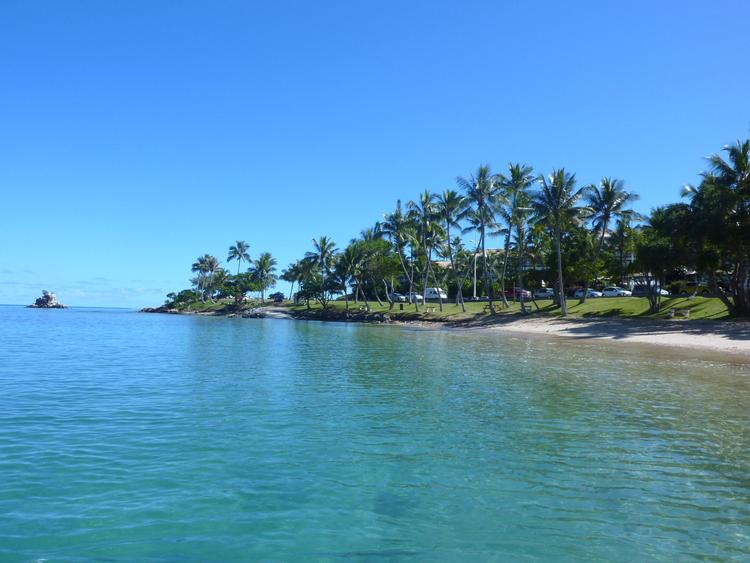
[406,292,424,303]
[533,288,555,299]
[602,286,632,297]
[424,287,448,300]
[573,288,602,298]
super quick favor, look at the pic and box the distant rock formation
[28,290,68,309]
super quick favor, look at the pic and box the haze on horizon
[1,0,748,308]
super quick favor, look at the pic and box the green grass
[288,296,731,321]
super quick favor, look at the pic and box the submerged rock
[28,290,67,309]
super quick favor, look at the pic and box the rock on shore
[27,290,67,309]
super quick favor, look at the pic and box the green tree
[497,163,535,308]
[408,190,445,311]
[532,169,584,317]
[251,252,277,303]
[682,139,750,316]
[227,240,251,275]
[579,178,638,303]
[457,165,504,312]
[382,200,420,311]
[191,254,220,301]
[435,189,467,311]
[305,236,338,273]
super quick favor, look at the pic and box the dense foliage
[165,139,750,317]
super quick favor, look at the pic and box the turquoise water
[1,306,749,560]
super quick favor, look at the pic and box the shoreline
[142,305,750,361]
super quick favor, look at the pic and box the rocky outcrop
[27,290,67,309]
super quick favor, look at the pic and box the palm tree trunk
[580,228,607,304]
[372,278,383,306]
[556,228,567,317]
[499,230,511,308]
[427,248,443,312]
[481,225,494,313]
[444,223,465,313]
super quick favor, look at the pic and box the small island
[28,290,68,309]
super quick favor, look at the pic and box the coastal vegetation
[160,138,750,320]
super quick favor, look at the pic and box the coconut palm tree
[227,240,251,275]
[497,164,536,308]
[682,139,750,316]
[335,243,365,312]
[457,165,503,312]
[382,200,420,311]
[281,260,304,301]
[251,252,277,303]
[305,235,338,273]
[191,254,220,301]
[435,189,467,311]
[408,190,445,311]
[532,169,585,317]
[579,178,638,303]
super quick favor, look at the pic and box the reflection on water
[0,306,748,560]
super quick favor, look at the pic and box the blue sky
[1,1,748,307]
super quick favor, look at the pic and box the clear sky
[1,1,748,307]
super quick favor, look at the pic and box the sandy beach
[453,316,750,361]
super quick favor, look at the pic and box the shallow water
[1,306,749,560]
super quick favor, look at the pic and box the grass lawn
[289,295,731,321]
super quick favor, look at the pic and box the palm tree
[251,252,277,303]
[532,169,585,317]
[435,189,467,311]
[227,240,251,275]
[305,235,337,273]
[457,165,503,312]
[335,243,364,312]
[682,139,750,316]
[382,200,419,311]
[579,178,638,303]
[497,164,535,307]
[281,260,304,301]
[408,190,445,311]
[191,254,220,301]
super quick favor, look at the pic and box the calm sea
[1,305,749,560]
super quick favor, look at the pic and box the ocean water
[0,305,749,561]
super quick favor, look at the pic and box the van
[424,287,448,300]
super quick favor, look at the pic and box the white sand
[473,316,750,359]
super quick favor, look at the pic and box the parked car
[424,287,448,300]
[601,286,632,297]
[503,287,532,300]
[631,285,670,297]
[533,287,555,299]
[406,292,424,303]
[669,281,712,297]
[388,292,407,302]
[573,288,603,298]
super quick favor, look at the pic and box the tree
[532,169,584,317]
[382,200,420,311]
[227,240,251,275]
[497,163,535,308]
[579,178,638,303]
[435,189,467,311]
[457,165,504,312]
[281,261,304,301]
[682,139,750,316]
[408,190,445,311]
[305,235,338,273]
[191,254,220,301]
[251,252,277,303]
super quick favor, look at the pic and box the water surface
[1,306,749,560]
